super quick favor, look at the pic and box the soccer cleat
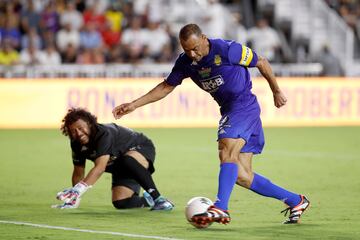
[281,195,310,224]
[142,191,155,208]
[150,196,174,211]
[191,205,231,225]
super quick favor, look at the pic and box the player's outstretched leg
[281,195,310,224]
[248,173,310,223]
[191,205,231,225]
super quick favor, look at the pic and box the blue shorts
[217,105,265,154]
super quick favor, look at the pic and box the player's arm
[72,164,85,186]
[82,155,110,185]
[113,81,175,119]
[256,55,287,108]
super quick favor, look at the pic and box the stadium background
[0,0,360,240]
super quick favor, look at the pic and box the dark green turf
[0,127,359,239]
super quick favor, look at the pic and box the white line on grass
[0,220,184,240]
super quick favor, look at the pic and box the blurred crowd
[0,0,179,66]
[0,0,359,73]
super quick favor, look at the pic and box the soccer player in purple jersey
[113,23,310,225]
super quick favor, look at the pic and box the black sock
[122,155,161,200]
[113,195,148,209]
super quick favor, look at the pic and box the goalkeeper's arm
[72,165,85,186]
[81,155,109,186]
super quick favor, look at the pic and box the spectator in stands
[21,27,42,50]
[80,22,103,50]
[41,29,56,49]
[0,18,21,50]
[202,0,227,38]
[316,45,344,76]
[247,18,280,62]
[83,2,106,31]
[106,45,125,63]
[40,1,60,33]
[338,4,357,30]
[232,12,248,46]
[20,0,41,34]
[0,40,19,65]
[164,23,180,57]
[19,43,42,65]
[60,1,84,31]
[76,47,104,64]
[101,20,121,49]
[144,21,170,62]
[38,43,61,65]
[56,22,80,53]
[121,16,149,63]
[105,3,124,34]
[61,43,77,63]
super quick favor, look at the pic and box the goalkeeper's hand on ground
[52,181,92,209]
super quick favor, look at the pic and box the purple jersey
[166,38,258,114]
[166,38,265,154]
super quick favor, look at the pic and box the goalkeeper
[53,107,173,211]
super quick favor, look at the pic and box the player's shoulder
[209,38,237,58]
[176,52,192,64]
[209,38,235,49]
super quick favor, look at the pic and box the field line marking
[0,220,184,240]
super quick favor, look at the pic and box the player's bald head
[179,23,203,41]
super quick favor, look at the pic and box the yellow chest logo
[214,55,221,66]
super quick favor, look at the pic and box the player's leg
[112,184,149,209]
[236,151,301,204]
[192,138,245,225]
[121,145,173,211]
[236,152,309,223]
[214,138,245,210]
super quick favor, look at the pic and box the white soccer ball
[185,196,213,229]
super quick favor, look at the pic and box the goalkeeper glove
[53,181,92,209]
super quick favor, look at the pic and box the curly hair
[61,108,98,138]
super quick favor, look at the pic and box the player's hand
[52,181,91,209]
[273,90,287,108]
[52,195,82,209]
[112,103,136,119]
[56,188,72,201]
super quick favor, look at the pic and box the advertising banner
[0,78,359,128]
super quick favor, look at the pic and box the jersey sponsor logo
[214,55,222,66]
[199,75,224,93]
[198,67,211,78]
[240,46,253,66]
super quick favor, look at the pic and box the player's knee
[237,172,252,188]
[113,198,131,209]
[219,152,239,163]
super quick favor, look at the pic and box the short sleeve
[93,131,112,158]
[228,42,258,67]
[72,149,86,166]
[165,55,187,86]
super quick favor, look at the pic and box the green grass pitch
[0,127,360,240]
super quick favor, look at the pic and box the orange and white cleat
[281,195,310,224]
[191,205,231,225]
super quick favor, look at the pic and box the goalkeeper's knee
[112,196,146,209]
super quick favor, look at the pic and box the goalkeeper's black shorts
[108,138,156,194]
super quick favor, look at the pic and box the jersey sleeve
[93,131,112,158]
[228,42,258,67]
[165,55,187,86]
[71,150,86,166]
